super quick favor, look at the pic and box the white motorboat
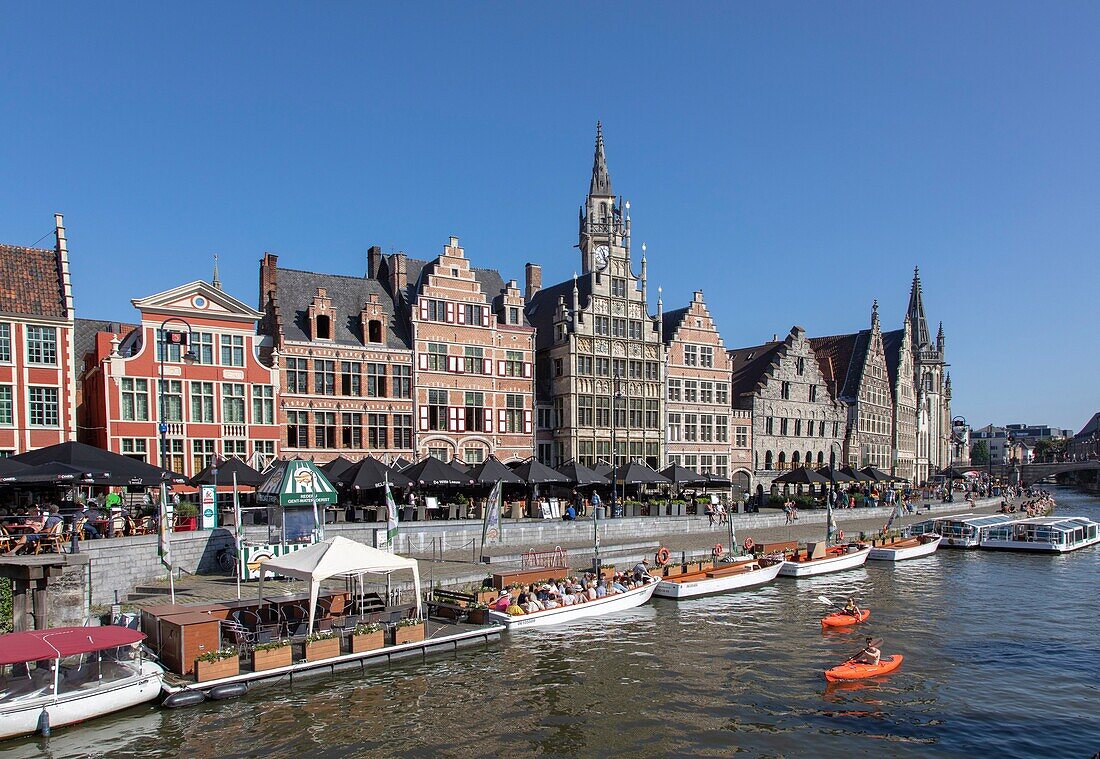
[775,544,871,577]
[980,516,1100,553]
[868,534,943,561]
[0,626,164,740]
[912,513,1021,548]
[487,578,658,629]
[653,557,783,599]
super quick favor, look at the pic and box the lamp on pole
[157,318,198,472]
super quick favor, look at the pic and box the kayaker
[855,637,881,666]
[843,597,862,620]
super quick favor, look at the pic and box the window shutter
[484,408,493,433]
[419,407,429,431]
[419,301,429,320]
[456,356,465,374]
[522,362,532,378]
[448,406,459,432]
[456,306,466,325]
[445,302,455,323]
[498,360,506,375]
[481,307,490,327]
[457,406,466,431]
[483,358,492,375]
[418,354,429,370]
[524,409,533,434]
[498,408,506,432]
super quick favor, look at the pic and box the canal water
[8,486,1100,758]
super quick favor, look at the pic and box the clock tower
[579,122,629,273]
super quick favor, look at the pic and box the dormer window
[307,287,335,342]
[315,314,332,340]
[368,319,383,343]
[509,307,520,325]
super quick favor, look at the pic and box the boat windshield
[0,644,143,704]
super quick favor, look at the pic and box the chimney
[389,252,408,296]
[525,263,542,301]
[260,253,279,311]
[367,245,382,279]
[55,213,74,319]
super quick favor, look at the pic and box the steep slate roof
[1075,412,1100,439]
[525,276,593,351]
[74,318,139,366]
[0,244,66,319]
[810,331,869,402]
[660,307,689,346]
[728,340,783,399]
[277,267,410,349]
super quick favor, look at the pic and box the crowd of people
[491,561,656,616]
[999,489,1056,517]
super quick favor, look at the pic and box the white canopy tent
[257,535,422,633]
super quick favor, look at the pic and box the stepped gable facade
[525,123,665,469]
[728,326,847,494]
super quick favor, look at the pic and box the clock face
[594,245,610,270]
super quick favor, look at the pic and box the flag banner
[384,475,399,551]
[884,500,901,533]
[481,480,503,546]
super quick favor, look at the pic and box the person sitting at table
[492,590,512,612]
[6,505,64,555]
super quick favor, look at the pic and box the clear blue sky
[2,3,1097,431]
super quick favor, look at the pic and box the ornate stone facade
[907,268,952,483]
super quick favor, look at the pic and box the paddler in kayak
[854,637,881,666]
[842,597,863,621]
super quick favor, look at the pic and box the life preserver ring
[743,537,755,552]
[837,529,846,543]
[655,547,671,566]
[712,543,724,558]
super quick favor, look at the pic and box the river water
[9,486,1100,758]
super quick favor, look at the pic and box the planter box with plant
[195,647,239,682]
[175,502,199,532]
[467,603,489,625]
[350,623,385,654]
[304,632,341,661]
[394,618,425,645]
[252,640,293,671]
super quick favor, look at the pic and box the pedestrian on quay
[705,499,716,527]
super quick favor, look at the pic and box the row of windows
[119,379,275,425]
[667,413,730,443]
[286,411,414,450]
[426,444,490,465]
[0,324,58,366]
[422,391,530,434]
[418,298,522,327]
[668,379,729,405]
[681,345,715,368]
[575,440,660,470]
[569,356,661,381]
[126,438,277,475]
[574,397,661,430]
[667,453,729,478]
[593,316,646,340]
[763,450,828,469]
[422,346,528,377]
[0,385,59,427]
[779,381,820,402]
[156,330,253,367]
[764,417,841,439]
[285,358,411,398]
[858,411,892,437]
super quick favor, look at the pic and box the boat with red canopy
[0,626,164,740]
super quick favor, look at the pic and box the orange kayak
[824,654,903,682]
[821,609,870,628]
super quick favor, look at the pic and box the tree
[971,440,990,465]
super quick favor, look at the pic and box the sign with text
[200,485,218,530]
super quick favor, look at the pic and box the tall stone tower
[907,267,950,483]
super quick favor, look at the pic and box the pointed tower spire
[212,253,222,290]
[937,320,945,351]
[871,298,879,329]
[589,121,613,197]
[907,265,930,349]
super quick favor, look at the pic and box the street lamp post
[157,318,198,470]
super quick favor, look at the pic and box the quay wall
[79,497,998,606]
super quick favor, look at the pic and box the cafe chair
[221,618,258,649]
[0,525,11,554]
[35,521,67,554]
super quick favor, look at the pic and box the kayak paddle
[843,637,884,664]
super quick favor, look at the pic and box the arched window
[792,451,801,467]
[368,319,383,343]
[764,451,774,470]
[778,451,787,469]
[315,314,332,340]
[806,451,813,467]
[817,451,825,466]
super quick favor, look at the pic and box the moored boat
[487,578,659,629]
[653,557,782,599]
[912,513,1020,548]
[980,516,1100,553]
[773,543,871,578]
[0,626,164,740]
[868,534,943,561]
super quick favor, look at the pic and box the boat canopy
[0,626,145,666]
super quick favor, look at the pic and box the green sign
[257,460,338,507]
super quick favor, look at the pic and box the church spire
[589,121,613,197]
[907,266,930,349]
[212,253,222,290]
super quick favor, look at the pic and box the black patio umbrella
[0,458,29,478]
[3,462,111,485]
[511,459,570,486]
[816,465,855,484]
[555,460,608,487]
[11,440,185,486]
[839,465,874,483]
[450,461,471,473]
[938,466,968,480]
[189,457,264,487]
[320,456,357,480]
[660,464,707,486]
[469,456,525,485]
[700,473,733,488]
[592,461,613,478]
[773,466,830,485]
[341,457,412,490]
[859,466,896,483]
[402,456,474,487]
[392,457,414,471]
[615,461,670,486]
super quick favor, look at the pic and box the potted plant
[394,617,425,645]
[467,602,490,625]
[195,647,238,682]
[252,639,292,671]
[174,502,199,532]
[350,622,385,653]
[304,631,340,661]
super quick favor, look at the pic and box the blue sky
[2,3,1097,431]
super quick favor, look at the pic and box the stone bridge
[985,460,1100,486]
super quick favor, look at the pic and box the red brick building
[79,279,281,475]
[0,214,77,454]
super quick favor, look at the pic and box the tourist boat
[911,513,1020,548]
[980,516,1100,553]
[774,543,871,578]
[0,626,164,740]
[653,556,783,599]
[867,534,943,562]
[486,578,659,629]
